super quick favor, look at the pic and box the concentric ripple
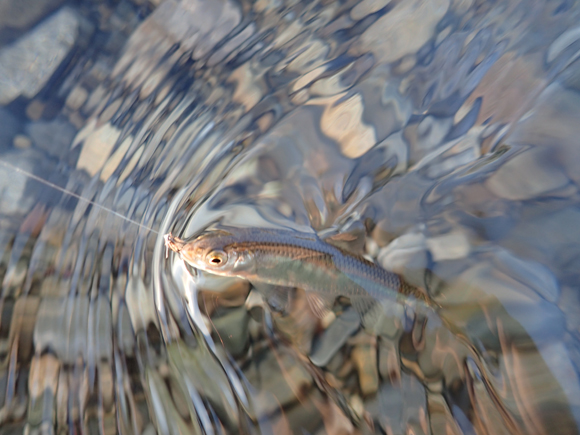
[1,0,580,433]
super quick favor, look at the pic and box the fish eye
[206,250,227,266]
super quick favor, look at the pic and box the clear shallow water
[1,0,580,433]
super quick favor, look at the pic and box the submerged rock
[27,117,77,159]
[210,306,250,357]
[310,307,360,367]
[0,0,65,36]
[486,146,570,200]
[350,334,379,396]
[0,8,80,105]
[0,106,21,149]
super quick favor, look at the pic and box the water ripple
[1,0,580,433]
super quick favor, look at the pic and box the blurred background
[0,0,579,433]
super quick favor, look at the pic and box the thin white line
[0,159,159,234]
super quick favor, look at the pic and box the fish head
[175,230,256,277]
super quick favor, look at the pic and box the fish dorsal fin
[202,228,233,237]
[320,221,367,254]
[190,227,233,243]
[322,231,366,253]
[322,231,359,243]
[306,292,335,319]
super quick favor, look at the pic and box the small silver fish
[165,227,435,321]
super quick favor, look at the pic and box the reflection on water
[1,0,580,433]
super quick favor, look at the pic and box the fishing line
[0,159,160,235]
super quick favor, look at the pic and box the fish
[164,226,436,324]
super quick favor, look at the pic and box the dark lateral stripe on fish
[214,228,407,295]
[234,230,432,305]
[168,226,434,307]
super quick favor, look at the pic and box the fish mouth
[164,233,186,256]
[164,232,212,272]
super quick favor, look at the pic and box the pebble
[351,0,392,20]
[147,368,195,434]
[425,230,471,262]
[378,232,428,288]
[309,307,359,367]
[196,279,250,317]
[65,86,88,111]
[28,354,60,421]
[320,311,336,329]
[13,135,32,150]
[26,118,77,159]
[349,394,365,422]
[371,219,398,247]
[490,248,560,303]
[253,351,313,412]
[0,0,65,34]
[9,297,40,363]
[424,134,481,179]
[34,295,112,364]
[486,147,570,200]
[316,399,357,435]
[365,237,379,258]
[439,259,566,348]
[281,395,323,434]
[337,359,354,380]
[406,116,453,162]
[506,84,580,185]
[355,0,449,64]
[320,93,376,158]
[84,85,107,114]
[504,341,579,432]
[272,289,317,354]
[25,101,45,121]
[378,339,401,383]
[68,112,86,129]
[375,374,428,435]
[0,7,80,105]
[364,299,406,339]
[547,25,580,65]
[166,341,240,432]
[245,289,265,322]
[559,286,580,334]
[0,107,22,149]
[416,326,465,383]
[501,206,580,277]
[74,122,121,177]
[0,150,38,215]
[351,339,379,396]
[210,306,250,357]
[325,351,347,375]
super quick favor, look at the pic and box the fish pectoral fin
[306,292,335,319]
[252,283,293,314]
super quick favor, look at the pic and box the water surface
[0,0,580,433]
